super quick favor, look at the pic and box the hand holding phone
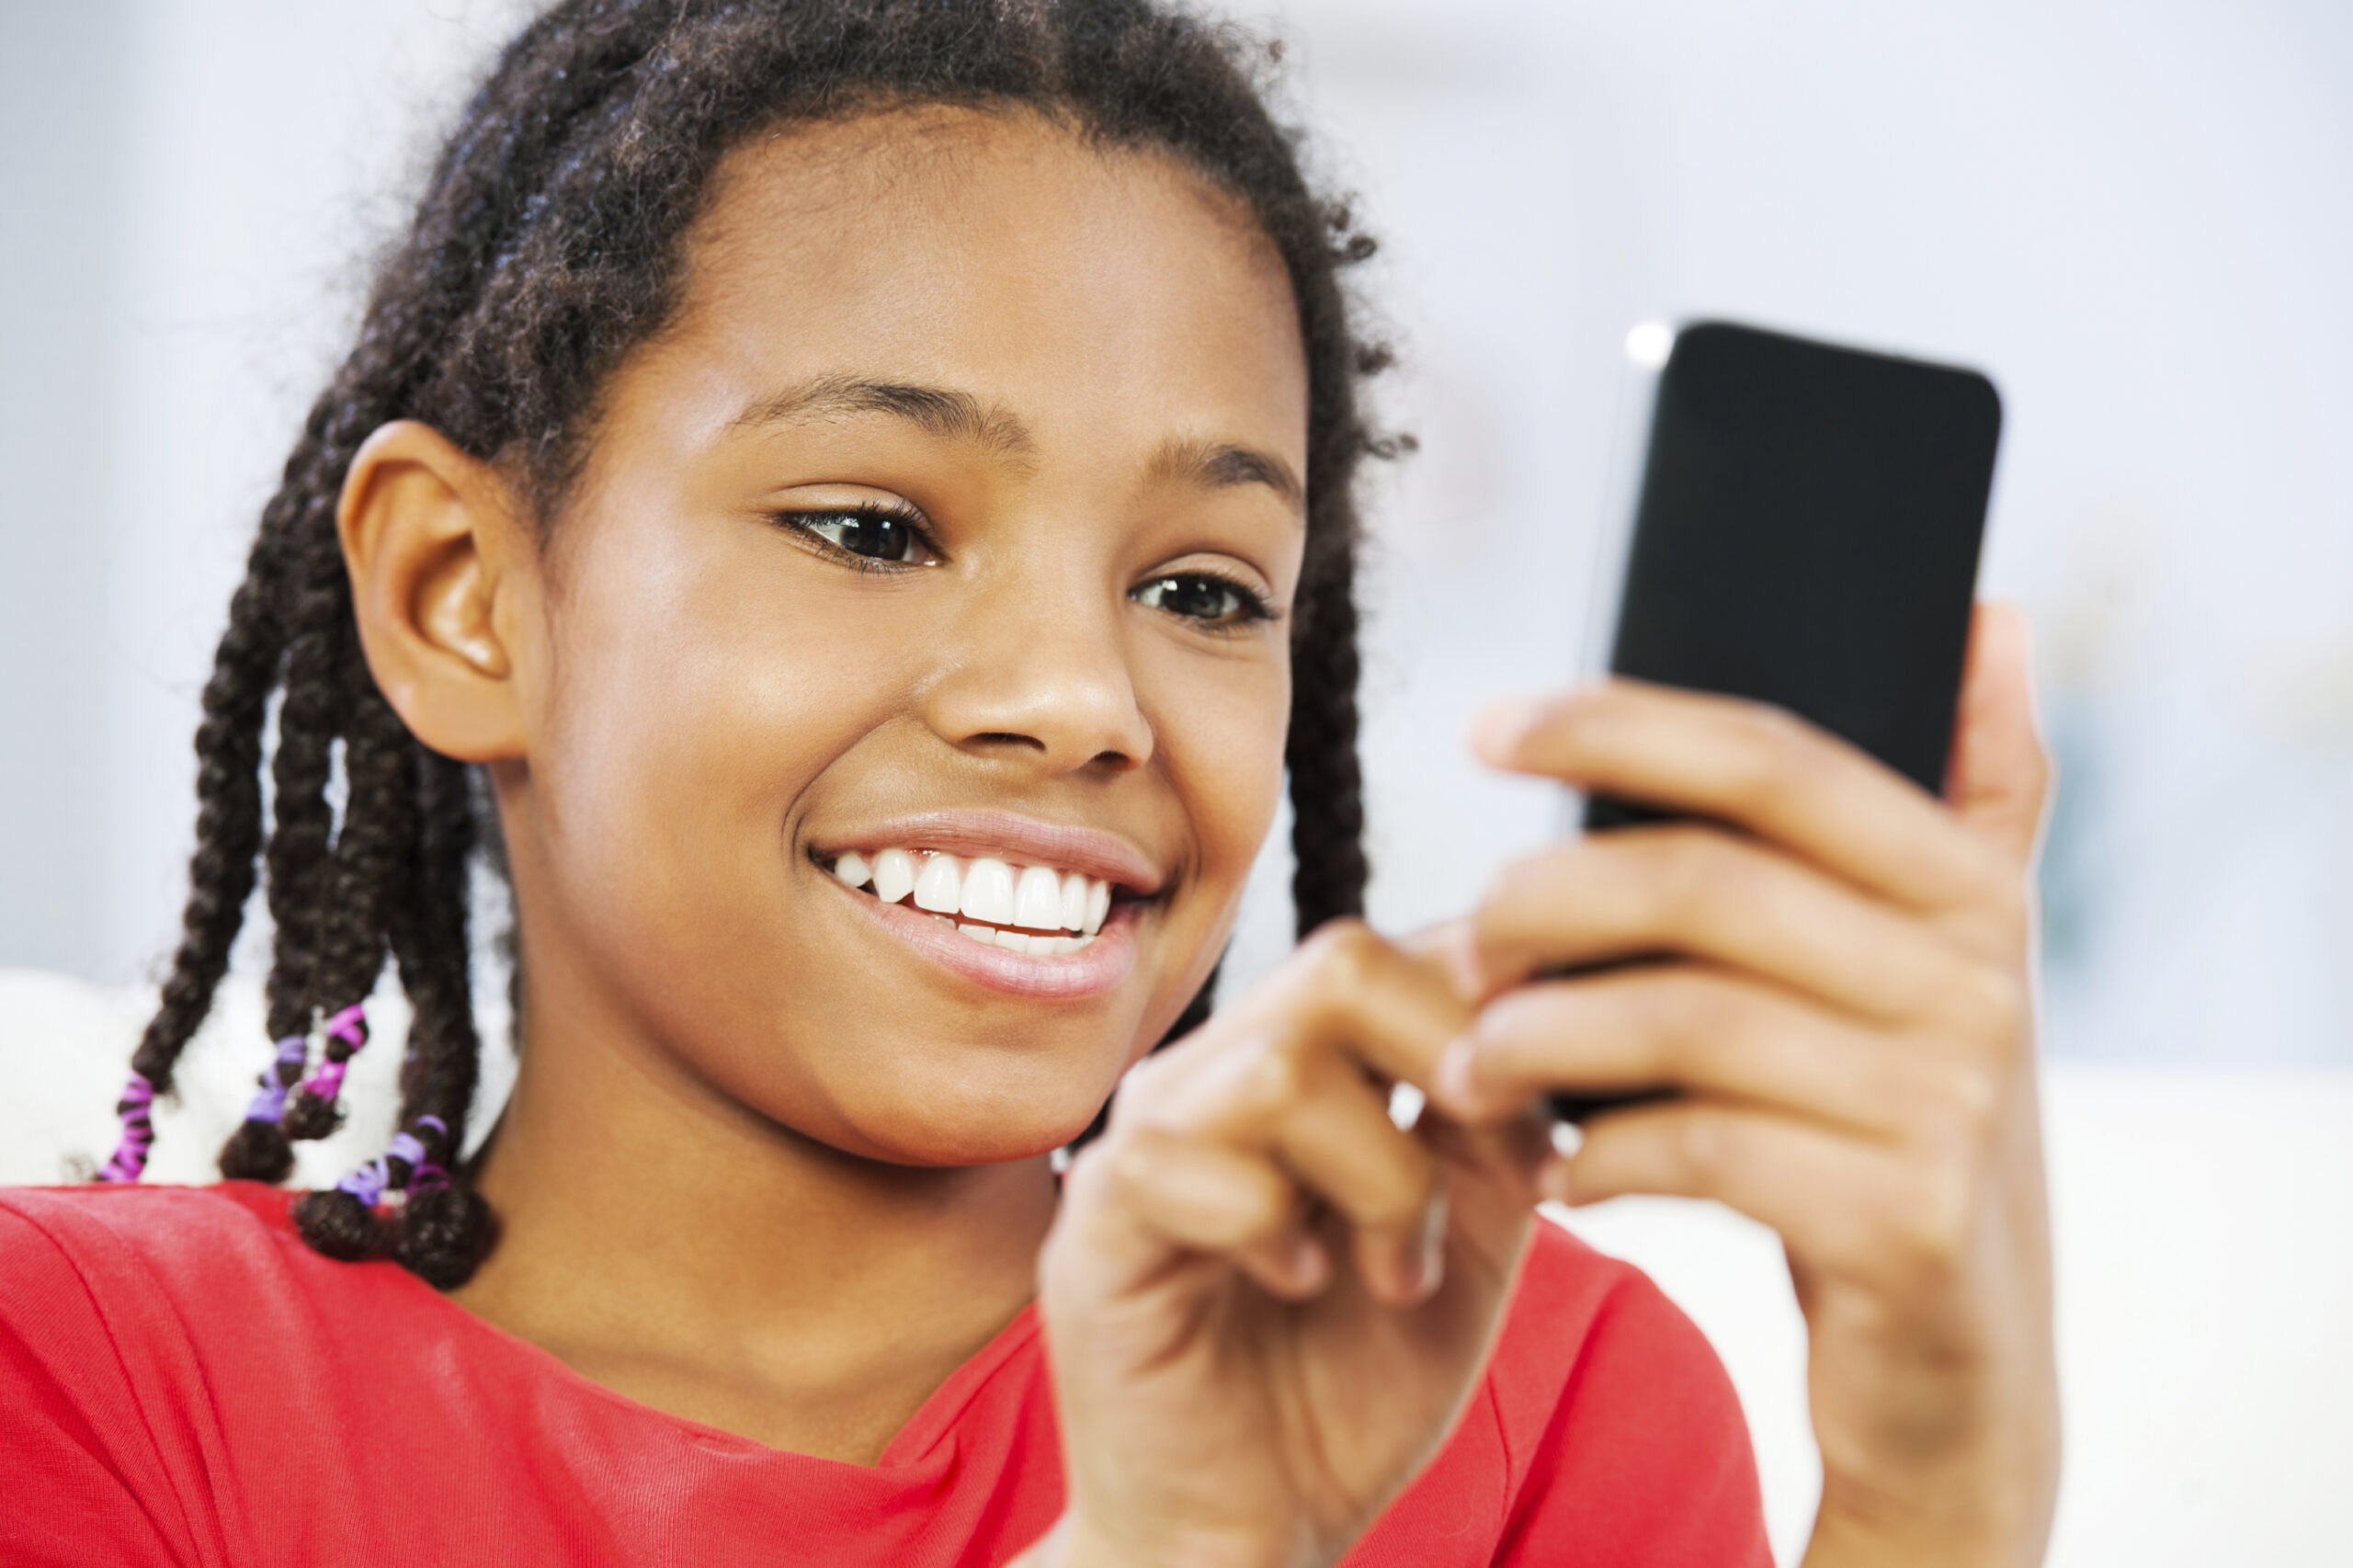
[1555,321,2002,1119]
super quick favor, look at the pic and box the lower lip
[831,877,1141,1000]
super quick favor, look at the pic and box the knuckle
[1358,1145,1441,1229]
[1928,1054,2006,1146]
[1655,973,1739,1069]
[1097,1127,1165,1199]
[1476,846,1578,936]
[1116,1048,1177,1108]
[1739,705,1823,806]
[1222,1176,1294,1247]
[1673,1110,1736,1186]
[1892,1164,1976,1285]
[1650,831,1740,926]
[1302,916,1382,985]
[1950,846,2031,931]
[1955,963,2030,1052]
[1239,1044,1305,1113]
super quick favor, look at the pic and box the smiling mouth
[821,847,1118,957]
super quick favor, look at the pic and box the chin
[815,1062,1114,1168]
[849,1108,1097,1168]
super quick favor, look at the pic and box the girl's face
[496,109,1309,1165]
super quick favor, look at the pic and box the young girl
[0,2,2060,1563]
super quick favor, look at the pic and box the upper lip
[810,809,1167,895]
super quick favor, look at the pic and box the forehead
[641,106,1308,469]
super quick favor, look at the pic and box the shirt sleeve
[0,1197,199,1568]
[1493,1250,1774,1566]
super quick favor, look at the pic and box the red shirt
[0,1184,1768,1566]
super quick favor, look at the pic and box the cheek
[1141,643,1290,972]
[528,523,903,949]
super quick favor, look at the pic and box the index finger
[1469,680,2007,912]
[1213,919,1474,1093]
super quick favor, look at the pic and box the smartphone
[1552,320,2002,1123]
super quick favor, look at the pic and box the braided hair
[97,0,1391,1290]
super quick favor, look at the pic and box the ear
[337,420,538,762]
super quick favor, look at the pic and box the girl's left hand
[1427,603,2061,1567]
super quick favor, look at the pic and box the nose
[917,555,1154,776]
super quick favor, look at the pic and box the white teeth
[1016,866,1064,931]
[961,858,1017,925]
[833,842,1124,944]
[871,848,915,905]
[914,853,963,914]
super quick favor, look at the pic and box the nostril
[970,732,1045,751]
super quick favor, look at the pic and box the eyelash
[1130,571,1279,630]
[772,500,1277,628]
[771,499,939,573]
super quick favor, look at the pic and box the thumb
[1945,600,2054,870]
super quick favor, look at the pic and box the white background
[1,2,2348,1562]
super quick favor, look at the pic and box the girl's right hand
[1021,921,1552,1568]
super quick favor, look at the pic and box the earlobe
[337,420,536,762]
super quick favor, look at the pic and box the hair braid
[214,541,347,1184]
[388,752,494,1286]
[276,673,418,1144]
[121,567,282,1100]
[1284,537,1369,937]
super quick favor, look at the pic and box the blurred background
[1,1,2347,1562]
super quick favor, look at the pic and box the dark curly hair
[97,0,1389,1290]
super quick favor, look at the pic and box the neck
[449,939,1058,1459]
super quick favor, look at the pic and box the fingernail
[1467,697,1542,762]
[1289,1233,1328,1290]
[1415,1199,1449,1298]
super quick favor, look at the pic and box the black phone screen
[1585,321,2002,830]
[1555,322,2001,1122]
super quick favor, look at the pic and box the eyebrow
[1148,436,1303,514]
[733,375,1302,511]
[733,376,1035,457]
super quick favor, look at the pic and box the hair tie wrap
[243,1036,311,1124]
[297,1004,369,1105]
[97,1073,157,1183]
[337,1157,392,1209]
[406,1116,453,1191]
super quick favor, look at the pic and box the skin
[339,106,2059,1566]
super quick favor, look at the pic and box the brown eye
[1132,573,1267,625]
[791,506,934,564]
